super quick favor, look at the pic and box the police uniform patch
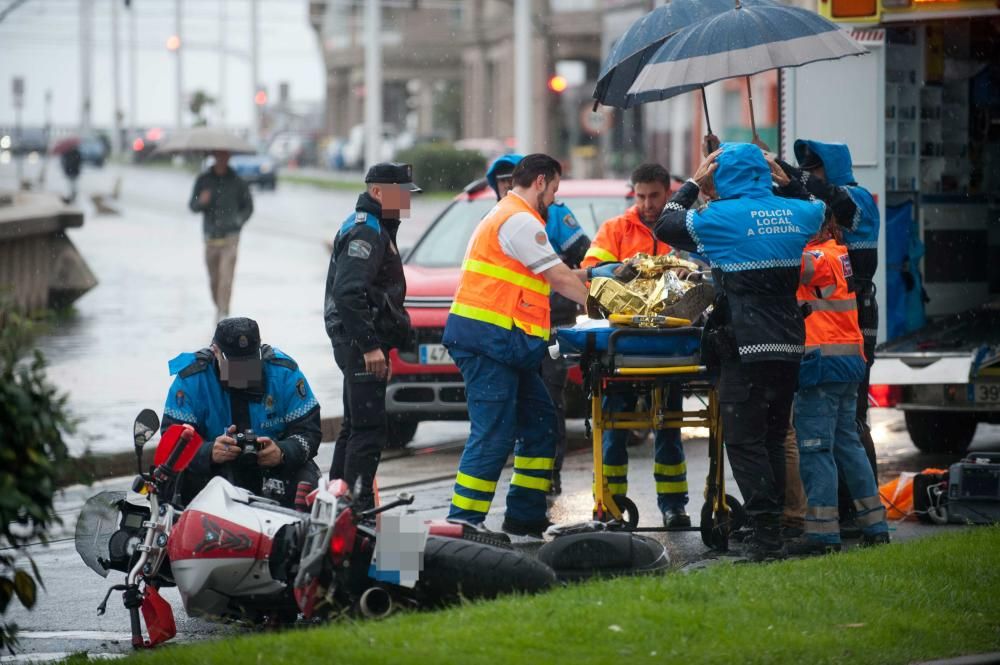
[296,378,307,398]
[839,253,853,278]
[266,394,275,410]
[348,239,373,259]
[563,213,578,228]
[355,212,368,223]
[535,231,547,245]
[176,390,185,407]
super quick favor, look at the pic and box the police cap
[365,162,422,192]
[213,317,261,358]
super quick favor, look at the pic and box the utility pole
[111,0,123,155]
[79,0,93,132]
[129,1,138,143]
[250,0,259,144]
[514,0,532,153]
[363,0,382,169]
[218,0,227,126]
[174,0,183,129]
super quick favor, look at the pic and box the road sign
[12,77,24,109]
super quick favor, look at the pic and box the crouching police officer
[161,317,322,509]
[325,162,419,511]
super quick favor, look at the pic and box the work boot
[859,532,890,548]
[840,518,863,540]
[501,516,553,540]
[662,509,691,528]
[664,282,715,323]
[743,524,785,562]
[785,537,842,557]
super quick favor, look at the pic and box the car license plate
[975,383,1000,403]
[419,344,452,365]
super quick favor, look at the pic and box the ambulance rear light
[869,384,902,408]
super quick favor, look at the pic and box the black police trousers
[719,359,799,537]
[330,342,387,511]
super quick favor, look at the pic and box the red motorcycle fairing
[167,510,270,561]
[140,585,176,646]
[154,424,203,472]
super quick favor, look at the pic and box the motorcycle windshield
[75,490,127,578]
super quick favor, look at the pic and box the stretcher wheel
[613,495,640,530]
[699,494,744,551]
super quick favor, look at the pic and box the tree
[189,90,216,127]
[0,299,77,652]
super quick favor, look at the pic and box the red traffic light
[548,75,568,93]
[166,35,181,51]
[254,89,268,106]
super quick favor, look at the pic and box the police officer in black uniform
[324,163,420,510]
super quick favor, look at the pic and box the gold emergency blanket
[588,253,713,322]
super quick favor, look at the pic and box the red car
[386,178,641,447]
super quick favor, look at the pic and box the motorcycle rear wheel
[415,536,556,605]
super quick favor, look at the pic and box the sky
[0,0,325,131]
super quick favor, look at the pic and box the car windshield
[407,195,632,268]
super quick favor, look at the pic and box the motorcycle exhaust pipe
[358,586,393,619]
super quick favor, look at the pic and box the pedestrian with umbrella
[52,137,83,204]
[156,128,257,321]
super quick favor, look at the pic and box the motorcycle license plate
[974,383,1000,403]
[419,344,452,365]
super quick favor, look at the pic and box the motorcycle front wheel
[414,536,556,606]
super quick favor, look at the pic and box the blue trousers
[794,382,888,544]
[448,352,556,525]
[602,389,687,513]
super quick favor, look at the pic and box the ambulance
[781,0,1000,454]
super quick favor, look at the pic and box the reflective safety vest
[797,238,866,386]
[450,193,552,341]
[581,205,672,268]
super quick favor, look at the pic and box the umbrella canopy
[51,136,81,155]
[594,0,780,110]
[154,126,256,155]
[625,3,867,108]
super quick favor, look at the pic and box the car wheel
[904,411,977,455]
[385,418,418,449]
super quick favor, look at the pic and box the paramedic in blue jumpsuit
[162,317,322,510]
[654,144,825,560]
[775,141,880,523]
[486,154,591,496]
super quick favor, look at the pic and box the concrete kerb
[57,415,344,488]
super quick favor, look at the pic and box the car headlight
[0,136,10,150]
[259,163,273,174]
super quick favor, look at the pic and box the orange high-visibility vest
[450,193,552,341]
[798,238,865,360]
[581,205,673,268]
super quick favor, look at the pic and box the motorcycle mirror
[133,409,160,448]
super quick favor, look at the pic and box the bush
[0,299,76,651]
[395,144,487,193]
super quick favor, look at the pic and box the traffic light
[254,88,268,106]
[547,75,568,94]
[166,35,181,51]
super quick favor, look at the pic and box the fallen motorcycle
[75,410,556,648]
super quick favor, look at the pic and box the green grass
[112,528,1000,665]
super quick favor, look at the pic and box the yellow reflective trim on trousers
[654,462,686,476]
[655,480,688,494]
[585,246,618,263]
[603,463,628,476]
[511,472,551,492]
[455,471,497,494]
[514,456,554,471]
[449,302,550,341]
[463,259,551,296]
[451,492,492,514]
[607,482,629,495]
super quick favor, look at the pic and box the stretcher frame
[579,327,741,551]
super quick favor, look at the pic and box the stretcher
[556,318,744,551]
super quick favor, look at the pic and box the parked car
[130,127,168,162]
[386,178,648,448]
[229,153,278,190]
[78,135,108,167]
[7,128,48,156]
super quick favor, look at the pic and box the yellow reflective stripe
[603,463,628,476]
[655,480,689,494]
[511,472,551,492]
[585,246,618,263]
[451,492,492,514]
[463,259,551,296]
[455,471,497,494]
[654,462,686,476]
[449,302,550,341]
[607,483,629,495]
[514,456,554,471]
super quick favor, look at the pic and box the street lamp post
[364,0,382,170]
[174,0,183,130]
[514,0,532,153]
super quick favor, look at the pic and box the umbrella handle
[700,87,713,136]
[746,76,758,142]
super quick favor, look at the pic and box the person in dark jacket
[654,143,825,560]
[60,145,83,203]
[324,162,419,510]
[774,141,880,532]
[486,154,590,496]
[161,317,322,510]
[189,150,254,321]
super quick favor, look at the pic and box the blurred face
[496,176,513,199]
[806,164,827,183]
[370,184,411,220]
[212,151,231,172]
[633,180,669,226]
[212,343,263,391]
